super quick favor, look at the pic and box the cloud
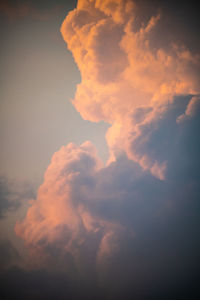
[15,132,200,297]
[15,96,200,295]
[0,266,84,300]
[15,0,200,299]
[0,239,20,270]
[0,177,34,218]
[0,0,64,22]
[107,95,200,179]
[15,142,122,278]
[60,0,200,123]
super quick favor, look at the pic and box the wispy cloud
[0,176,34,218]
[0,0,63,22]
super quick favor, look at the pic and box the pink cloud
[15,2,200,290]
[15,142,122,272]
[60,0,199,124]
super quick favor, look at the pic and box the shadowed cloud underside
[12,1,200,299]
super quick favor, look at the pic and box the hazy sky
[0,0,109,187]
[0,1,200,300]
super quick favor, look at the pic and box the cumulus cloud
[60,0,199,123]
[15,0,200,299]
[15,120,200,297]
[108,95,200,179]
[15,94,200,294]
[15,142,122,278]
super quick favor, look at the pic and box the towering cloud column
[15,1,200,296]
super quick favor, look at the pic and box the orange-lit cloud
[15,142,121,272]
[15,94,200,287]
[60,0,200,177]
[15,0,200,288]
[61,0,199,124]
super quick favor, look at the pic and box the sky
[0,1,200,299]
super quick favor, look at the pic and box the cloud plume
[60,0,199,123]
[15,0,200,299]
[15,142,122,277]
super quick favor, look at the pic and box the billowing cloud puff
[15,104,200,295]
[15,142,122,275]
[15,0,200,298]
[107,95,200,179]
[15,97,200,297]
[60,0,200,123]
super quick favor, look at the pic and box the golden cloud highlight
[15,0,200,282]
[15,142,121,272]
[61,0,199,124]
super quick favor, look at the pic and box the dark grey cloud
[0,239,20,270]
[126,95,200,181]
[0,177,20,218]
[133,0,200,52]
[14,95,200,300]
[0,177,35,218]
[0,267,83,300]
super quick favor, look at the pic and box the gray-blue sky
[0,0,109,187]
